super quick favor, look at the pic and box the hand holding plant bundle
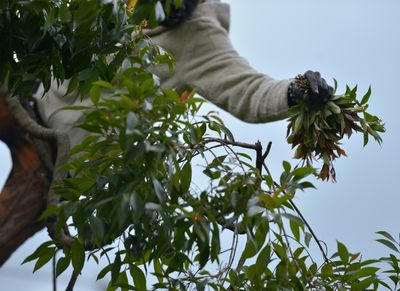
[287,72,385,181]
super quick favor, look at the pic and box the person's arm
[178,16,292,123]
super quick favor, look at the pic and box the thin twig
[262,161,329,264]
[196,137,262,151]
[235,231,250,273]
[277,208,304,277]
[289,200,329,264]
[52,251,57,291]
[65,270,79,291]
[222,222,239,286]
[262,141,272,161]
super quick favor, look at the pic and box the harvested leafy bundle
[287,75,385,181]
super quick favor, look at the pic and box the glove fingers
[292,71,334,106]
[320,77,328,92]
[304,70,319,94]
[328,85,334,97]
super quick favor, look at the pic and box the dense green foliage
[1,1,397,290]
[0,0,162,97]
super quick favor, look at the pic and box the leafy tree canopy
[0,1,395,290]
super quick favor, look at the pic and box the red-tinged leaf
[350,252,361,262]
[319,164,330,181]
[339,148,347,157]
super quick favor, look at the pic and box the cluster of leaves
[24,57,395,289]
[0,0,132,97]
[0,0,169,97]
[287,76,385,181]
[4,0,397,290]
[375,231,400,289]
[25,145,400,290]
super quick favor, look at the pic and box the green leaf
[111,254,122,283]
[304,232,312,248]
[333,78,338,93]
[210,222,220,261]
[376,231,396,243]
[115,272,130,289]
[97,264,113,281]
[355,267,380,278]
[281,213,303,225]
[337,241,349,264]
[23,241,54,264]
[180,162,192,193]
[293,114,303,134]
[292,167,315,180]
[56,255,71,277]
[276,261,288,282]
[153,259,163,284]
[90,85,101,105]
[321,263,333,279]
[92,80,115,90]
[299,181,316,189]
[328,101,341,114]
[219,123,235,142]
[195,281,206,291]
[264,174,274,188]
[71,239,85,273]
[130,264,147,291]
[272,242,287,259]
[89,216,105,246]
[361,86,372,105]
[389,254,400,271]
[69,135,100,156]
[389,275,399,286]
[363,132,369,147]
[290,220,301,241]
[236,152,252,160]
[308,262,318,276]
[130,192,145,223]
[242,242,257,260]
[33,247,56,272]
[283,161,291,173]
[255,245,271,274]
[376,239,399,253]
[59,3,72,23]
[106,280,118,291]
[152,178,166,203]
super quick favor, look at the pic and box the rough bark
[0,95,51,266]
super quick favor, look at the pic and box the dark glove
[288,70,334,107]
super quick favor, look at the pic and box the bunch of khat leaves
[287,75,385,181]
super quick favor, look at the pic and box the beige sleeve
[178,17,292,123]
[34,81,93,148]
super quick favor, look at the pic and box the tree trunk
[0,95,51,266]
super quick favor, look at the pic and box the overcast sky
[1,0,399,290]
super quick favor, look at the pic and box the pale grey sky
[0,1,399,289]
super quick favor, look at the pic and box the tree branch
[0,90,50,265]
[4,93,74,248]
[65,270,79,291]
[195,137,270,174]
[262,160,329,264]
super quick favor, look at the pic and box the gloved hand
[288,70,334,107]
